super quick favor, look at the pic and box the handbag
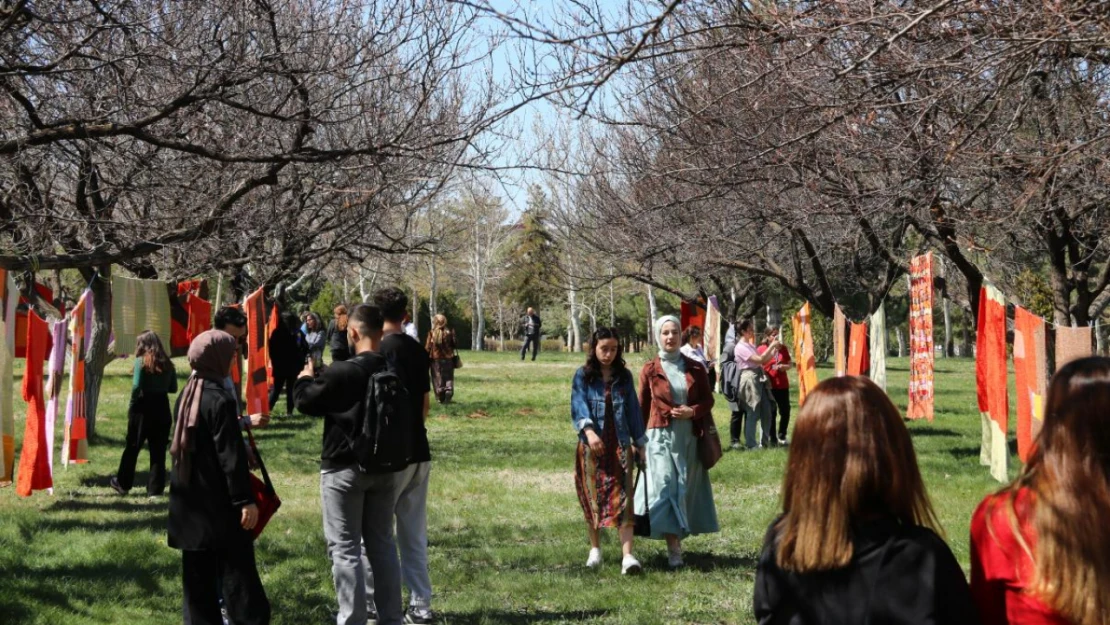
[244,424,281,538]
[698,412,724,470]
[633,460,651,538]
[452,354,462,369]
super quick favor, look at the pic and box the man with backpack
[294,304,408,625]
[371,287,433,625]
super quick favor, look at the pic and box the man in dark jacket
[294,305,403,625]
[268,312,306,416]
[520,307,542,361]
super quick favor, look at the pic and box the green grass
[0,351,1016,624]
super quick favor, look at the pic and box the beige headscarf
[171,330,239,482]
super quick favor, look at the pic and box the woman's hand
[632,445,644,464]
[670,405,695,420]
[585,428,604,455]
[241,504,259,531]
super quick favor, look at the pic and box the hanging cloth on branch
[847,322,869,377]
[63,290,92,465]
[833,305,847,377]
[244,288,271,417]
[791,303,819,406]
[44,318,67,484]
[1013,307,1047,464]
[976,284,1009,483]
[908,252,935,421]
[869,303,887,391]
[0,269,17,485]
[1055,325,1093,369]
[111,275,173,355]
[17,310,52,496]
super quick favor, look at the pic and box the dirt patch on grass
[466,410,491,419]
[516,407,536,416]
[492,469,571,494]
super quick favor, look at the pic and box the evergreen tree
[502,186,560,308]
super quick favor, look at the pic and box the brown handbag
[698,412,724,469]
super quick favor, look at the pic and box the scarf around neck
[655,315,682,362]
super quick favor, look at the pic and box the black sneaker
[109,477,127,495]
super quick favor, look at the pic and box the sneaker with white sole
[621,555,642,575]
[586,547,602,568]
[404,609,433,624]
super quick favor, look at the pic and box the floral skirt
[574,426,634,530]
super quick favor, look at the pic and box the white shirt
[403,322,418,340]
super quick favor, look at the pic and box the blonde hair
[429,314,449,345]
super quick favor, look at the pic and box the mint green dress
[635,354,720,539]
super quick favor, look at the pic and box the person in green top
[111,330,178,496]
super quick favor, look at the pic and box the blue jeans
[321,466,402,625]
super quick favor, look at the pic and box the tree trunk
[214,273,224,307]
[896,326,906,358]
[428,258,438,319]
[609,272,616,327]
[83,265,114,436]
[473,288,485,351]
[765,292,782,329]
[411,284,419,338]
[647,284,657,346]
[497,297,505,352]
[942,296,953,358]
[1097,319,1107,356]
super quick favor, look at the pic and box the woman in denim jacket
[571,327,648,575]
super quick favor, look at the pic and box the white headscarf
[654,315,682,362]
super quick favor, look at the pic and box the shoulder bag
[698,411,724,470]
[244,423,281,538]
[633,458,651,537]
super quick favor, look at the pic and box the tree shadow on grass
[45,496,165,514]
[948,446,981,460]
[642,551,758,574]
[441,609,609,624]
[0,559,173,624]
[263,415,317,432]
[906,427,961,438]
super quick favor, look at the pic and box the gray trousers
[367,461,433,613]
[321,466,402,625]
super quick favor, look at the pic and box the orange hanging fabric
[1013,307,1046,463]
[792,303,819,406]
[63,290,91,465]
[833,305,847,377]
[244,288,270,417]
[17,311,52,496]
[847,322,869,376]
[908,253,935,421]
[185,294,212,344]
[976,285,1009,482]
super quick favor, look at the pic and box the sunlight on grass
[0,352,1012,624]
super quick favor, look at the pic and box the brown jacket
[638,355,715,434]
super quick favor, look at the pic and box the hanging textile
[792,303,820,406]
[680,300,706,333]
[16,311,52,496]
[111,275,173,355]
[833,305,847,377]
[1055,325,1093,369]
[847,322,869,376]
[14,283,55,359]
[0,269,17,485]
[244,288,270,417]
[44,319,66,484]
[704,296,723,390]
[1013,307,1047,463]
[63,290,91,465]
[169,283,190,356]
[977,285,1009,482]
[266,304,280,386]
[185,294,213,344]
[908,253,935,421]
[869,303,888,391]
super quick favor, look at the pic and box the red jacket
[758,344,792,390]
[638,356,714,434]
[970,488,1071,625]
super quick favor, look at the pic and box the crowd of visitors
[101,300,1108,625]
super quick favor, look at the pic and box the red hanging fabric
[244,289,270,417]
[976,285,1009,482]
[847,322,869,376]
[680,300,706,332]
[185,294,213,344]
[1013,307,1046,463]
[14,284,56,359]
[908,253,935,421]
[16,311,52,496]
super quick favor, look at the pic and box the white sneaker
[586,547,602,568]
[621,554,642,575]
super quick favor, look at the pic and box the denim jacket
[570,367,648,448]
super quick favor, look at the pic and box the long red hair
[991,356,1110,623]
[775,376,941,572]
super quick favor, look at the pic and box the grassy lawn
[0,351,1015,624]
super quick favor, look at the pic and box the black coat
[325,320,351,362]
[269,326,307,377]
[168,380,256,551]
[753,516,979,625]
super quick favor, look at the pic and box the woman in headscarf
[425,313,457,403]
[169,330,270,625]
[636,316,719,569]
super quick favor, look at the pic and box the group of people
[571,316,1110,624]
[107,287,462,625]
[720,321,791,450]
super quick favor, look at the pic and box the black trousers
[771,388,791,440]
[520,335,539,360]
[729,409,744,445]
[268,374,297,415]
[115,395,170,495]
[182,542,271,625]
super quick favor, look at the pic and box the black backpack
[350,357,413,473]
